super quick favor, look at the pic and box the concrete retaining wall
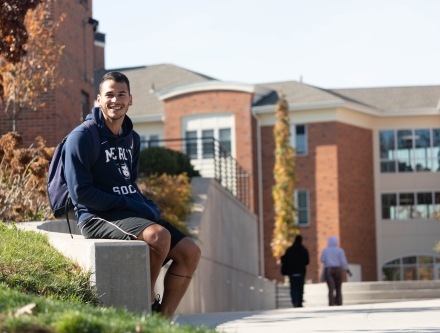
[18,221,151,314]
[19,177,275,315]
[156,178,276,314]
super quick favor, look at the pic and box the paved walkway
[174,299,440,332]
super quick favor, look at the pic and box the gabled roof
[94,64,440,118]
[255,80,342,107]
[94,64,215,117]
[255,81,440,114]
[328,86,440,111]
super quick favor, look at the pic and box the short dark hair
[99,71,131,94]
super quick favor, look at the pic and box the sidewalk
[174,299,440,332]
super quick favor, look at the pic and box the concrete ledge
[18,221,151,314]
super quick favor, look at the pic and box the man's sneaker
[151,295,161,313]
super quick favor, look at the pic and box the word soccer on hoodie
[63,106,161,224]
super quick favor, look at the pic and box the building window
[139,135,160,149]
[295,189,309,226]
[183,114,235,161]
[219,128,231,155]
[185,131,198,159]
[381,191,440,219]
[290,124,307,156]
[379,128,440,173]
[149,135,159,147]
[81,91,89,121]
[140,135,147,149]
[382,255,440,281]
[202,129,214,159]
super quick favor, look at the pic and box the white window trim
[182,113,235,159]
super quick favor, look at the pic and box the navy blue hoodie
[63,106,161,224]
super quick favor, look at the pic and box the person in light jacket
[320,236,352,306]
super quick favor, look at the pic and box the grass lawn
[0,223,216,333]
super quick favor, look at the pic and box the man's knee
[174,239,201,269]
[139,224,171,254]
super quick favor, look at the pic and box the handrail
[140,137,250,208]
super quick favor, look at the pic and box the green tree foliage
[271,92,299,259]
[139,147,200,178]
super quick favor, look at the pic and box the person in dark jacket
[281,235,309,307]
[64,72,201,319]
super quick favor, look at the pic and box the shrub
[0,132,54,222]
[137,173,193,236]
[139,147,200,178]
[0,132,195,232]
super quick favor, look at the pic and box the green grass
[0,223,218,333]
[0,222,97,305]
[0,284,216,333]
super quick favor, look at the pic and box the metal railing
[141,137,250,208]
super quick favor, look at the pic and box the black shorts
[78,210,187,250]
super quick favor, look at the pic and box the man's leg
[325,268,336,306]
[136,224,171,303]
[298,275,305,307]
[289,276,296,307]
[334,267,343,306]
[160,237,201,319]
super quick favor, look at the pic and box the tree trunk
[12,89,17,132]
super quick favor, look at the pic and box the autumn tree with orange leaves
[0,0,65,132]
[0,0,43,64]
[271,93,299,259]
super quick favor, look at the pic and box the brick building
[0,0,104,147]
[94,64,440,283]
[3,1,438,283]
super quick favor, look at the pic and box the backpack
[46,119,100,237]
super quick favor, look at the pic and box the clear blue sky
[93,0,440,88]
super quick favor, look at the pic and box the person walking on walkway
[281,235,309,307]
[320,236,352,306]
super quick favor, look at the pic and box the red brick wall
[162,90,258,213]
[336,122,376,281]
[261,121,376,282]
[0,0,96,148]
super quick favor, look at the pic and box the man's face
[97,80,132,122]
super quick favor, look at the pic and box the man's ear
[97,94,101,104]
[129,94,133,106]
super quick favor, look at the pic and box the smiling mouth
[109,105,123,111]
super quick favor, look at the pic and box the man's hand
[347,270,353,277]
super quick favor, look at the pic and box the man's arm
[304,248,310,266]
[64,130,160,220]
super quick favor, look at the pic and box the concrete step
[277,298,438,309]
[276,281,440,308]
[289,289,440,300]
[279,281,440,293]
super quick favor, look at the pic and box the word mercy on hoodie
[63,106,161,224]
